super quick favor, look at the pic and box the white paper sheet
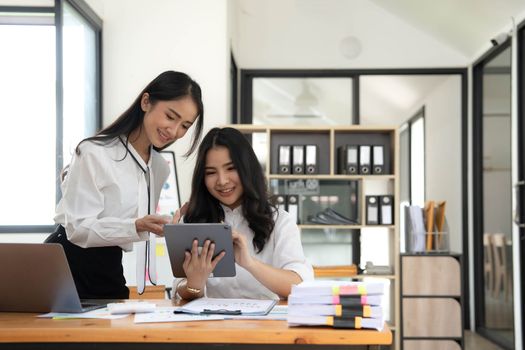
[38,308,129,320]
[134,307,224,323]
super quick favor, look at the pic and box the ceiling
[236,0,525,62]
[237,0,520,124]
[369,0,525,58]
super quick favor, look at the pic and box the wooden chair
[483,233,494,293]
[128,285,167,299]
[490,233,512,301]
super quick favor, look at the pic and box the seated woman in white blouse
[174,127,313,300]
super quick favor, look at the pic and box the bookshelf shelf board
[268,174,396,180]
[353,274,396,280]
[299,224,362,230]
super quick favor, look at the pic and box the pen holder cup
[410,231,450,253]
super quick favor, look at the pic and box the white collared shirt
[204,205,314,300]
[54,138,169,252]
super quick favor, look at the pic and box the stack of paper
[287,280,385,331]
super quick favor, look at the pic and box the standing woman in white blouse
[50,71,204,299]
[175,127,314,300]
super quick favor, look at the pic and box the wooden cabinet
[228,124,400,347]
[400,254,464,349]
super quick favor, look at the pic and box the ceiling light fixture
[339,36,362,60]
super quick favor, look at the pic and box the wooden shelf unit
[228,124,400,348]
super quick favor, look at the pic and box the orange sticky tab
[335,304,342,316]
[327,316,334,326]
[363,305,371,317]
[357,284,367,295]
[332,285,340,295]
[355,316,362,329]
[332,295,340,304]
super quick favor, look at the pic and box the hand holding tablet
[164,223,236,278]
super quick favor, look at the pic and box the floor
[465,330,505,350]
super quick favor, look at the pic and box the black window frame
[472,37,514,349]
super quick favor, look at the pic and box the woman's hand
[171,202,188,223]
[183,239,225,290]
[135,215,170,236]
[232,230,255,269]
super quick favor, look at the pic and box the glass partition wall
[473,42,515,349]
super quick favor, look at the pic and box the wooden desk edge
[0,301,392,346]
[0,321,391,345]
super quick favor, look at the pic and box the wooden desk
[0,300,392,350]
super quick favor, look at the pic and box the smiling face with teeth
[204,146,244,209]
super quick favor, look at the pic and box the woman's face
[141,94,198,148]
[204,146,244,209]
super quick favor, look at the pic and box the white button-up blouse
[204,205,314,300]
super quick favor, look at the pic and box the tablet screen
[164,223,236,278]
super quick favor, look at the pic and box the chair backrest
[483,233,493,263]
[491,233,507,266]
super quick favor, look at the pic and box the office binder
[287,194,299,224]
[278,145,291,174]
[359,145,371,174]
[292,145,305,174]
[379,195,393,225]
[337,146,346,174]
[275,195,286,211]
[366,196,379,225]
[305,145,318,174]
[346,145,359,174]
[372,145,384,174]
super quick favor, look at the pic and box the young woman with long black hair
[175,127,313,300]
[51,70,203,299]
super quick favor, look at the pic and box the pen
[201,309,242,315]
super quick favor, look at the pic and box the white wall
[234,0,468,69]
[422,76,463,252]
[86,0,230,204]
[83,0,231,286]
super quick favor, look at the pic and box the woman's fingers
[190,239,199,256]
[172,209,181,223]
[182,251,191,268]
[206,242,216,262]
[211,251,225,269]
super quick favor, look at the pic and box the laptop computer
[0,243,106,313]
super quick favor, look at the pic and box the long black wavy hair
[76,70,203,156]
[184,127,275,253]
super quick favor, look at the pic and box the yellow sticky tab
[156,244,165,257]
[332,285,340,295]
[355,316,362,329]
[357,284,366,295]
[363,305,371,317]
[327,316,334,326]
[335,304,342,316]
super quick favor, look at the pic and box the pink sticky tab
[332,295,340,304]
[361,295,367,304]
[339,285,358,295]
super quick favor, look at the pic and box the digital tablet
[164,223,236,278]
